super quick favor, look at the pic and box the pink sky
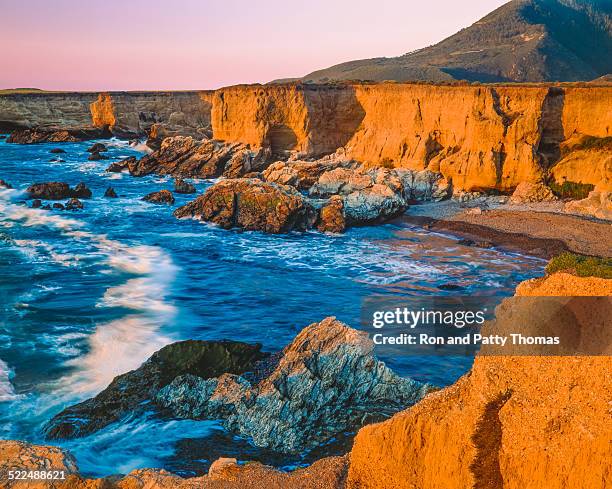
[0,0,508,91]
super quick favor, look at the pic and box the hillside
[300,0,612,83]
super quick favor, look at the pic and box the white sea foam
[0,359,21,402]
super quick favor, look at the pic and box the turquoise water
[0,136,544,476]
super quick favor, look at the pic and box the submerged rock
[31,199,42,208]
[49,148,66,154]
[43,340,268,439]
[175,178,316,233]
[174,177,196,194]
[52,203,65,210]
[105,156,135,173]
[157,317,430,453]
[104,187,118,198]
[72,182,92,199]
[65,198,83,210]
[88,150,108,161]
[142,189,175,205]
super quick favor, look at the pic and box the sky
[0,0,508,91]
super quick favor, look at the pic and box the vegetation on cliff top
[546,252,612,279]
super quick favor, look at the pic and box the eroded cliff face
[2,83,610,191]
[211,83,612,192]
[346,273,612,489]
[0,91,213,137]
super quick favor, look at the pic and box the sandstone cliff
[1,83,610,192]
[346,272,612,489]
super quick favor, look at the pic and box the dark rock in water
[143,190,175,205]
[72,182,92,199]
[49,148,66,154]
[52,203,65,210]
[104,187,118,198]
[457,238,494,248]
[0,135,6,139]
[174,178,196,194]
[437,283,465,291]
[27,182,91,200]
[105,156,135,173]
[174,179,316,233]
[0,179,12,189]
[157,317,430,453]
[43,340,268,439]
[6,127,111,144]
[317,196,346,233]
[27,182,72,200]
[87,142,107,153]
[88,151,107,161]
[31,199,42,209]
[65,198,83,210]
[42,204,52,210]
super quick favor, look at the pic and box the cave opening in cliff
[265,123,298,156]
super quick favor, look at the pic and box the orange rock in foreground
[346,272,612,489]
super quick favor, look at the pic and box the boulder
[317,196,346,233]
[65,198,83,210]
[0,179,12,189]
[157,317,430,453]
[142,190,175,205]
[49,148,66,154]
[31,199,42,208]
[105,156,135,173]
[88,151,107,161]
[72,182,92,199]
[52,203,65,210]
[174,179,316,233]
[261,159,351,190]
[343,185,407,225]
[87,142,107,153]
[510,182,557,204]
[44,340,268,439]
[27,182,72,200]
[174,178,196,194]
[564,190,612,220]
[104,187,118,198]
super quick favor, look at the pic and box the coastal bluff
[1,82,610,193]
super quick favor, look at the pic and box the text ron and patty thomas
[368,307,561,347]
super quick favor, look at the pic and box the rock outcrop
[157,317,429,453]
[174,177,196,194]
[346,271,612,489]
[128,136,271,179]
[44,340,268,439]
[26,182,91,200]
[509,181,557,204]
[174,179,316,233]
[5,127,110,144]
[564,190,612,220]
[142,190,175,205]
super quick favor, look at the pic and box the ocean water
[0,136,544,477]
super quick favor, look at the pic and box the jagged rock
[72,182,92,199]
[27,182,72,200]
[130,136,272,179]
[564,191,612,220]
[87,142,107,153]
[44,340,267,439]
[49,148,66,154]
[343,185,407,225]
[31,199,42,208]
[142,190,175,205]
[317,196,346,233]
[157,317,429,453]
[174,177,196,194]
[104,187,118,198]
[396,169,452,201]
[88,150,108,161]
[510,182,557,204]
[52,203,65,210]
[65,198,83,210]
[0,179,12,189]
[262,159,353,190]
[105,156,135,173]
[175,179,316,233]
